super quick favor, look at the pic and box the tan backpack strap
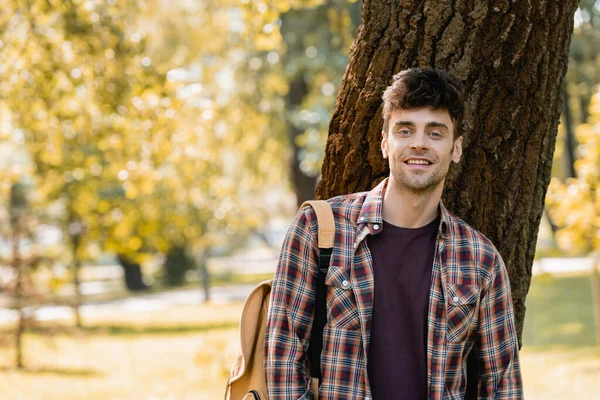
[300,200,335,249]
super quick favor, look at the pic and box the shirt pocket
[325,265,361,330]
[445,283,479,343]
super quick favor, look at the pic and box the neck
[382,177,443,228]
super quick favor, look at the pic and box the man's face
[381,107,463,194]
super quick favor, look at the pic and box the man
[265,67,523,399]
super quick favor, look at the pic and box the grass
[519,272,600,399]
[0,303,243,399]
[0,273,597,399]
[522,272,597,348]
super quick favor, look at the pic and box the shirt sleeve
[476,252,524,399]
[264,207,319,399]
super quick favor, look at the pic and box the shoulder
[300,191,368,221]
[445,211,503,275]
[326,191,368,217]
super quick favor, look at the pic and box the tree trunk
[197,252,210,303]
[281,10,317,207]
[117,254,150,292]
[317,0,579,346]
[562,88,577,178]
[287,73,318,207]
[71,235,83,328]
[163,245,194,287]
[11,215,24,369]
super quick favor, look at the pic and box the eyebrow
[394,121,449,131]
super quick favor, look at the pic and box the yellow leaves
[0,0,313,266]
[262,73,288,96]
[98,200,111,213]
[125,185,138,199]
[573,123,600,186]
[128,236,143,251]
[39,148,63,166]
[72,189,97,215]
[254,31,283,52]
[113,219,132,240]
[547,88,600,255]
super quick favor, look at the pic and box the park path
[0,283,256,325]
[0,257,595,325]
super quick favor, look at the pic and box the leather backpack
[224,200,335,400]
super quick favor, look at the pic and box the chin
[392,174,443,193]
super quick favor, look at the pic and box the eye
[429,131,443,138]
[398,128,412,136]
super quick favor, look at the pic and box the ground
[0,272,598,399]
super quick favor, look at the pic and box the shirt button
[453,296,459,303]
[342,280,349,288]
[373,224,380,230]
[353,242,358,248]
[359,216,365,222]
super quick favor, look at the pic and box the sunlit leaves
[0,0,361,272]
[547,90,600,254]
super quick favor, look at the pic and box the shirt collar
[357,177,450,235]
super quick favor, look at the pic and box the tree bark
[163,245,194,287]
[117,254,150,292]
[71,234,83,328]
[562,88,577,178]
[317,0,579,346]
[197,251,210,303]
[11,214,24,369]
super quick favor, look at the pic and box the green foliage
[547,90,600,254]
[567,2,600,125]
[0,0,361,289]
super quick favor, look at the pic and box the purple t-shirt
[366,216,439,399]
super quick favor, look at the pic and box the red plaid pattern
[265,178,523,399]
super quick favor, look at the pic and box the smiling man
[265,67,523,399]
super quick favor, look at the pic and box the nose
[409,131,428,150]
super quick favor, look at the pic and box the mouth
[404,158,433,166]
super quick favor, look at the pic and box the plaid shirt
[265,178,523,399]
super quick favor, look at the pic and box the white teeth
[406,160,430,165]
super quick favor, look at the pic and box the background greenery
[0,0,598,398]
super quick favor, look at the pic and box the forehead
[389,107,453,127]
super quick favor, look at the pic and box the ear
[451,136,463,163]
[381,130,388,158]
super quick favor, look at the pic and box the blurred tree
[230,0,361,207]
[547,94,600,254]
[278,1,361,206]
[548,98,600,248]
[566,2,600,125]
[0,0,172,305]
[550,2,600,347]
[547,89,600,347]
[0,0,223,297]
[316,0,579,352]
[560,2,600,180]
[9,182,28,369]
[5,181,45,369]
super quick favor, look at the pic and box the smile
[405,159,432,165]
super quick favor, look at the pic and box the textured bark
[562,88,577,178]
[316,0,579,345]
[70,234,83,328]
[118,254,150,292]
[11,214,24,369]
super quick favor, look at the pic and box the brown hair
[382,67,463,139]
